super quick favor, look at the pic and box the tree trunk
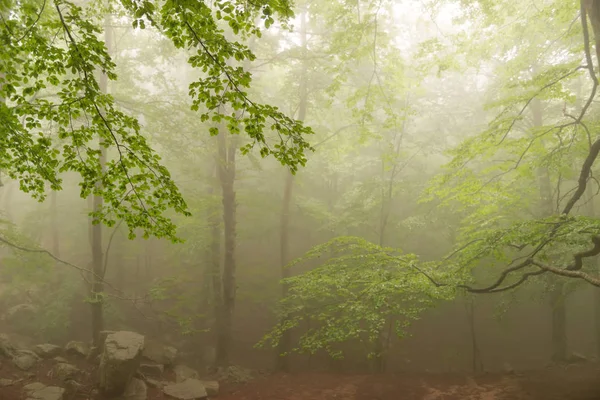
[276,171,294,371]
[90,12,112,348]
[531,98,567,363]
[215,131,237,367]
[583,184,600,357]
[207,162,222,369]
[276,9,309,372]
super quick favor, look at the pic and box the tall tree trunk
[207,162,222,369]
[215,131,237,367]
[583,185,600,357]
[276,171,294,371]
[465,295,483,372]
[90,12,112,347]
[276,9,308,372]
[531,98,567,362]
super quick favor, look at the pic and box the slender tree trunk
[207,162,222,369]
[276,172,294,371]
[465,296,483,372]
[582,185,600,357]
[90,12,112,347]
[276,9,309,372]
[531,98,567,362]
[215,131,237,367]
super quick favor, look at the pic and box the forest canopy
[3,0,600,377]
[0,0,312,240]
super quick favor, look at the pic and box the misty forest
[2,0,600,399]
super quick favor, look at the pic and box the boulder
[139,363,164,377]
[34,344,62,359]
[142,341,177,366]
[13,353,39,371]
[24,382,47,392]
[99,331,145,396]
[23,382,65,400]
[174,365,199,383]
[65,341,89,357]
[53,356,68,363]
[163,379,207,400]
[49,363,80,381]
[116,378,147,400]
[0,333,16,358]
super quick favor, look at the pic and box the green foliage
[1,0,314,243]
[258,236,456,358]
[121,0,313,171]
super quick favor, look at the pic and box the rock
[34,344,62,359]
[13,353,38,371]
[24,382,47,392]
[24,383,65,400]
[49,363,80,381]
[139,363,164,376]
[144,378,164,389]
[142,341,177,366]
[18,349,42,359]
[64,379,84,395]
[0,334,16,358]
[116,378,147,400]
[53,356,68,363]
[99,331,145,396]
[174,364,199,383]
[65,341,89,357]
[0,378,15,387]
[199,381,219,397]
[163,379,207,400]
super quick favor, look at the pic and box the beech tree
[0,0,313,241]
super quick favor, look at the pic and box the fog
[1,1,600,399]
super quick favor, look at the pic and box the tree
[424,1,600,296]
[259,236,456,362]
[0,0,313,245]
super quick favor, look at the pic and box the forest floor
[1,356,600,400]
[218,365,600,400]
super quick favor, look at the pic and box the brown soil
[218,365,600,400]
[2,358,600,400]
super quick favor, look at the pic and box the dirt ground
[218,365,600,400]
[2,357,600,400]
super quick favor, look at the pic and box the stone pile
[0,331,220,400]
